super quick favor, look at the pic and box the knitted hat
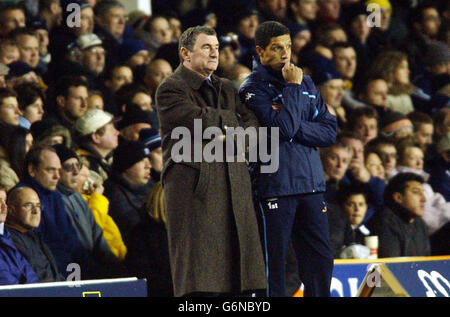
[365,0,392,13]
[117,103,154,130]
[112,140,150,173]
[6,61,34,80]
[28,19,48,31]
[288,22,309,39]
[310,59,342,86]
[424,41,450,66]
[138,128,161,152]
[53,143,78,164]
[380,110,406,129]
[118,38,149,63]
[380,110,412,136]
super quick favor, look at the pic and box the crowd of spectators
[0,0,449,296]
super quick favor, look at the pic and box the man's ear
[180,47,190,62]
[255,45,264,59]
[56,95,65,110]
[392,192,403,205]
[28,164,36,178]
[90,132,100,145]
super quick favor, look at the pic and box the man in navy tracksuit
[239,21,337,297]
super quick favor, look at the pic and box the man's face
[363,79,388,108]
[401,146,424,171]
[260,0,287,20]
[257,34,291,72]
[29,150,61,191]
[343,193,368,226]
[1,9,26,35]
[292,30,311,54]
[350,14,371,40]
[328,29,347,45]
[82,46,105,75]
[36,29,49,56]
[96,122,119,151]
[168,17,182,40]
[413,123,434,152]
[0,44,20,65]
[322,146,352,181]
[9,188,41,230]
[319,79,344,108]
[61,86,89,120]
[144,59,173,92]
[342,137,364,165]
[98,7,126,39]
[365,152,385,179]
[395,181,426,218]
[219,46,236,70]
[319,0,340,20]
[296,0,318,21]
[183,33,219,77]
[150,147,163,173]
[150,17,173,45]
[17,35,40,68]
[23,97,44,124]
[79,7,95,36]
[0,190,6,223]
[353,116,378,144]
[238,14,259,39]
[109,66,133,92]
[376,144,397,176]
[132,92,152,111]
[421,8,441,38]
[0,96,21,126]
[333,47,357,80]
[123,157,151,186]
[60,157,81,190]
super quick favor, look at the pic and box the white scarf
[0,222,4,235]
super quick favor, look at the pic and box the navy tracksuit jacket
[239,60,337,297]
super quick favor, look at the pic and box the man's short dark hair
[14,83,45,111]
[383,172,425,208]
[332,42,356,53]
[115,83,151,110]
[0,87,17,105]
[94,0,124,17]
[178,26,216,53]
[255,21,290,49]
[10,27,38,41]
[55,75,88,98]
[407,111,433,130]
[345,106,379,131]
[337,184,368,208]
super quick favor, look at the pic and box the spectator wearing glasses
[54,144,127,278]
[5,186,64,282]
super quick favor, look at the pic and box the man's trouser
[257,192,334,297]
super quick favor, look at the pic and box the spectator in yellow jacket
[76,158,127,261]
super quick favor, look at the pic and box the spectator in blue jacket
[14,145,90,278]
[0,185,40,285]
[239,21,337,297]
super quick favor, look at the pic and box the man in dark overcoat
[156,26,267,297]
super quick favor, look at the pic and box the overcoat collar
[175,64,220,90]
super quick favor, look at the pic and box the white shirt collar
[0,223,4,235]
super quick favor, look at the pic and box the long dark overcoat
[156,65,267,296]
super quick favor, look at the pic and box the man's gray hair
[178,26,216,53]
[94,0,124,17]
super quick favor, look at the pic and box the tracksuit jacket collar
[252,59,286,87]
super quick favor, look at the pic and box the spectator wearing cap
[48,0,93,68]
[30,119,72,148]
[413,41,450,97]
[379,110,414,142]
[118,38,150,70]
[72,33,106,89]
[312,61,346,128]
[117,103,155,142]
[48,75,89,141]
[54,144,127,278]
[288,23,311,66]
[143,59,173,102]
[0,4,26,37]
[104,140,154,247]
[0,63,9,88]
[74,109,119,181]
[139,128,162,182]
[234,8,259,70]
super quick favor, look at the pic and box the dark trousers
[257,193,334,297]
